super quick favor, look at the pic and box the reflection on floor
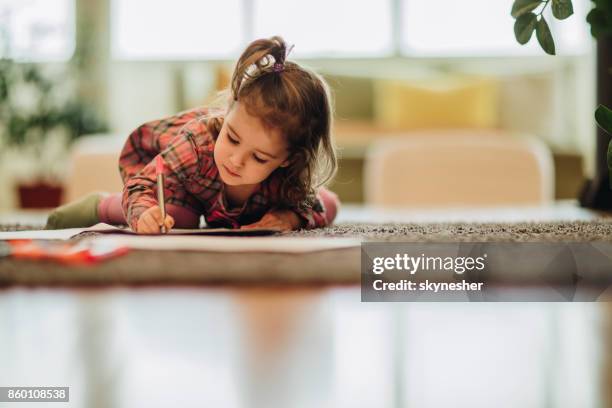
[0,287,604,408]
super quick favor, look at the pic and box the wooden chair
[364,132,554,207]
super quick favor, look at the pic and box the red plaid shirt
[120,107,329,230]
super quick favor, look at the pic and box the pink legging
[98,187,340,228]
[318,188,339,226]
[97,193,201,228]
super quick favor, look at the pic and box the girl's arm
[121,119,210,231]
[240,208,302,231]
[241,188,339,231]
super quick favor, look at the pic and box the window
[111,0,591,60]
[0,0,75,61]
[112,0,392,60]
[400,0,591,56]
[253,0,393,58]
[111,0,244,60]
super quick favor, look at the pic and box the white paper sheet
[0,226,100,240]
[0,223,361,252]
[83,234,360,253]
[0,223,278,240]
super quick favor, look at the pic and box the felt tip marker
[156,155,167,234]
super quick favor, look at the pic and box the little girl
[45,36,340,233]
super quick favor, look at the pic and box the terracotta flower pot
[17,182,64,209]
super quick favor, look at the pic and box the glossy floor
[0,286,605,408]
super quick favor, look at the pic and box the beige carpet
[285,220,612,242]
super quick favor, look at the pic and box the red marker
[156,155,167,234]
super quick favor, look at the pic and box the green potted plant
[0,57,107,208]
[510,0,612,207]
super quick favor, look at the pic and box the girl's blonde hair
[206,36,337,209]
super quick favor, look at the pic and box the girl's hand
[241,209,303,232]
[136,205,175,234]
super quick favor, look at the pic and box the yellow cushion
[324,74,374,120]
[374,76,499,130]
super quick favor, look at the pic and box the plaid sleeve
[264,177,332,229]
[290,194,329,229]
[122,119,210,230]
[118,107,209,182]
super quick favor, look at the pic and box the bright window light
[112,0,244,60]
[549,0,591,54]
[0,0,75,61]
[400,0,591,57]
[108,0,591,60]
[253,0,393,58]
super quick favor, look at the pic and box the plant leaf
[514,12,538,44]
[536,17,556,55]
[586,8,612,39]
[592,0,612,14]
[596,104,612,135]
[552,0,574,20]
[511,0,542,18]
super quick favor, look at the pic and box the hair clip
[272,44,295,73]
[273,63,284,73]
